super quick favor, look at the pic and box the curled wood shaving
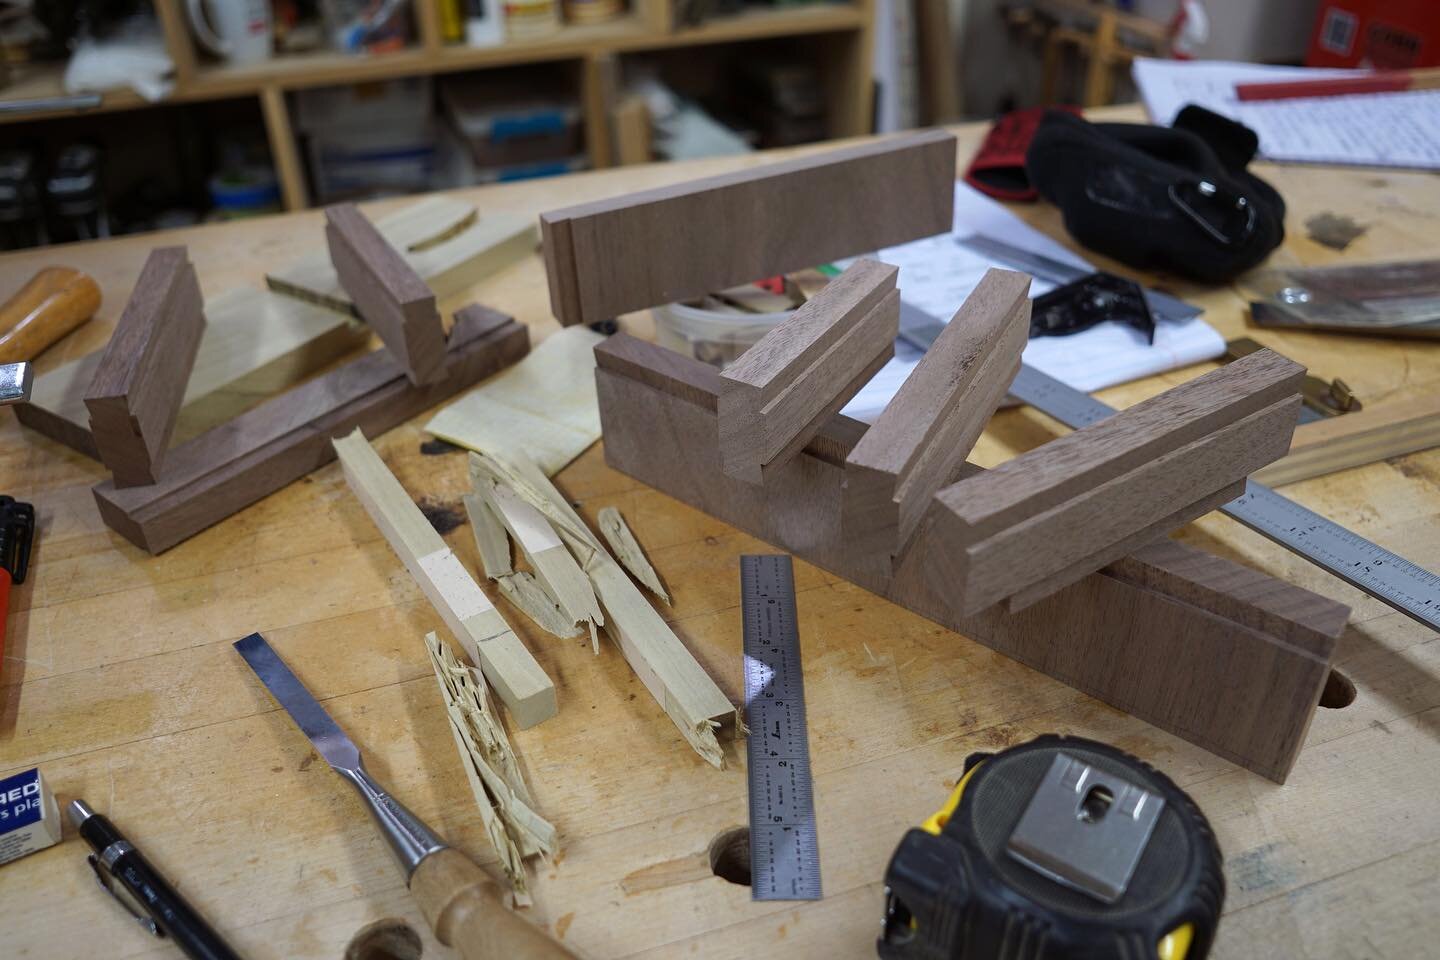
[596,506,671,604]
[425,632,558,904]
[469,449,735,769]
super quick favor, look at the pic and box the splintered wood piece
[463,486,584,639]
[425,632,556,903]
[1252,393,1440,486]
[718,260,899,483]
[597,506,671,604]
[540,129,956,326]
[326,203,445,385]
[464,491,513,579]
[930,349,1305,615]
[16,287,366,459]
[488,482,604,646]
[593,334,1347,782]
[843,268,1031,558]
[83,247,205,486]
[269,198,537,315]
[468,449,737,767]
[92,305,529,555]
[334,429,556,728]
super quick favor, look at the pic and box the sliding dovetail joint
[717,259,899,484]
[84,246,206,488]
[842,268,1031,560]
[926,348,1306,616]
[325,203,446,386]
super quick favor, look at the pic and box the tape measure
[1008,364,1440,633]
[879,736,1223,960]
[741,554,823,901]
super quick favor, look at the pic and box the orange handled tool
[0,266,102,364]
[0,496,35,682]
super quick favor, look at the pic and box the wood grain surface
[1,111,1438,960]
[83,247,205,487]
[596,336,1341,782]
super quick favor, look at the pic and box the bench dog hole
[709,826,752,886]
[345,918,423,960]
[1319,669,1357,709]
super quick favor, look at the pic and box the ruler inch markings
[741,553,823,901]
[1007,364,1440,633]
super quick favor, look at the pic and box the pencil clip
[87,851,161,938]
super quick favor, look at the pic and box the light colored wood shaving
[425,631,558,904]
[469,449,735,769]
[596,506,671,604]
[496,572,584,639]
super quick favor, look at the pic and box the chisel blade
[234,632,361,773]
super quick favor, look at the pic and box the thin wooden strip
[334,429,556,728]
[1253,393,1440,486]
[597,506,671,604]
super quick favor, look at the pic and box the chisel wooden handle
[410,848,580,960]
[0,266,102,363]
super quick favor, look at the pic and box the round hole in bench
[1319,669,1357,709]
[709,826,752,886]
[345,918,423,960]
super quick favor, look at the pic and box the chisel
[234,633,578,960]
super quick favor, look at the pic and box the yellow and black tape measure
[879,735,1224,960]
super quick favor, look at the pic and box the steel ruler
[1008,364,1440,633]
[741,554,823,901]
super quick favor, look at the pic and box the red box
[1307,1,1440,68]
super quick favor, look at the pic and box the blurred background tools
[0,266,101,363]
[69,799,243,960]
[879,735,1224,960]
[233,632,579,960]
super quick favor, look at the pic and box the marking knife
[234,633,578,960]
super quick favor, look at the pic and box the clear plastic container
[652,301,795,369]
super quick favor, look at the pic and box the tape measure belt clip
[879,736,1224,960]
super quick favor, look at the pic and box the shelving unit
[0,0,875,214]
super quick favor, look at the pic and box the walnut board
[83,246,206,486]
[2,116,1438,960]
[540,130,957,326]
[596,333,1343,783]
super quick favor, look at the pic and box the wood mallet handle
[410,848,581,960]
[0,266,102,363]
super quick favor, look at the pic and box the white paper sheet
[1132,58,1440,171]
[839,183,1226,423]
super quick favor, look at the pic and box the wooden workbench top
[1,110,1437,959]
